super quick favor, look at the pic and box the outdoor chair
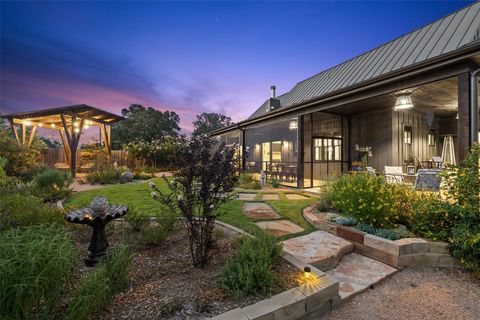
[431,156,444,169]
[383,166,404,184]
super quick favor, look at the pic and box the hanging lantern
[394,93,414,111]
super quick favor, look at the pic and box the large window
[313,138,342,161]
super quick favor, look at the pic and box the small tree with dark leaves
[149,136,239,268]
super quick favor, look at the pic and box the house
[213,2,480,189]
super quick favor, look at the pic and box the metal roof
[249,1,480,120]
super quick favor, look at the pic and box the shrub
[331,174,398,228]
[67,244,133,320]
[270,179,280,188]
[393,185,417,227]
[33,169,73,201]
[0,225,77,319]
[357,222,412,240]
[331,216,357,226]
[0,129,44,179]
[151,136,238,268]
[220,231,282,298]
[86,163,122,184]
[0,194,64,230]
[252,181,262,190]
[125,207,177,246]
[411,194,461,241]
[442,144,480,273]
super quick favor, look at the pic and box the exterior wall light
[289,119,298,130]
[394,93,414,111]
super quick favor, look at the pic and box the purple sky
[0,1,474,135]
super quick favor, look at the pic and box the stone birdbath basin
[65,196,128,266]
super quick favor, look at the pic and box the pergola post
[8,119,20,145]
[100,123,112,159]
[61,113,84,177]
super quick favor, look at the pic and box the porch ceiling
[328,76,474,118]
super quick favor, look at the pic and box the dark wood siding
[350,108,392,171]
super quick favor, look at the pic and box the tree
[192,112,232,137]
[111,104,180,149]
[150,136,239,267]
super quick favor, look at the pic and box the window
[314,138,342,161]
[428,130,436,146]
[403,126,413,161]
[404,126,412,145]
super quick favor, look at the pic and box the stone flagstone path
[326,252,397,299]
[255,220,304,237]
[285,193,309,200]
[237,193,256,201]
[282,231,354,271]
[242,203,280,219]
[262,193,280,201]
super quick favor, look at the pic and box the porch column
[241,128,246,172]
[458,73,471,161]
[297,115,304,189]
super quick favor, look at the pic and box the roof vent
[270,85,276,98]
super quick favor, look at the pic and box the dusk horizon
[1,0,475,135]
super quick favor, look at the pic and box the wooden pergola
[1,104,124,177]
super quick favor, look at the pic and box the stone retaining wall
[210,222,341,320]
[303,206,458,268]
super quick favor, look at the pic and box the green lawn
[65,179,318,238]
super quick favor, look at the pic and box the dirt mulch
[85,225,299,320]
[322,266,480,320]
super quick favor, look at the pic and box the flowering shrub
[150,136,238,267]
[124,136,180,169]
[331,174,398,228]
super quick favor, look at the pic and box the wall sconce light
[394,93,414,111]
[289,119,298,130]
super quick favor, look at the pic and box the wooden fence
[39,149,135,169]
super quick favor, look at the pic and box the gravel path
[322,266,480,320]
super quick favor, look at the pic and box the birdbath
[65,196,128,267]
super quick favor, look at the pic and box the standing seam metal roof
[248,1,480,120]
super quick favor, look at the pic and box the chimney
[270,85,276,98]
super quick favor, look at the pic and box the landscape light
[304,266,311,279]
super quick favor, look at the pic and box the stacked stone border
[303,206,458,268]
[211,220,341,320]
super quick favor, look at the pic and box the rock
[121,170,134,183]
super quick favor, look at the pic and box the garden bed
[303,206,458,268]
[71,223,299,319]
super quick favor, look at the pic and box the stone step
[281,231,354,271]
[326,252,397,300]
